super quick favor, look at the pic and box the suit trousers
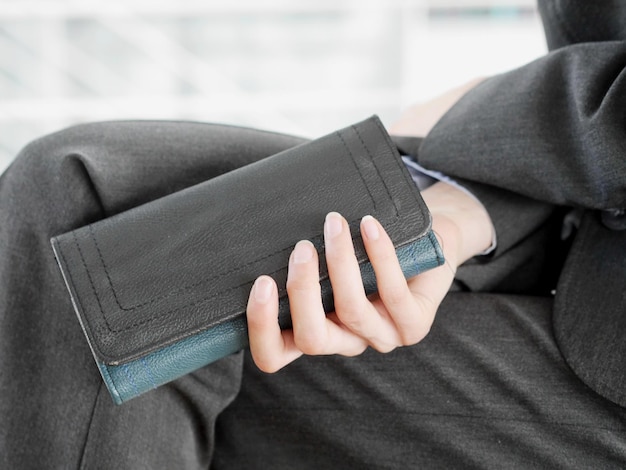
[1,121,625,469]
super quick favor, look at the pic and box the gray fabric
[418,0,626,406]
[554,212,626,408]
[538,0,626,49]
[418,42,626,211]
[1,120,625,468]
[214,294,626,469]
[2,1,626,462]
[0,121,303,469]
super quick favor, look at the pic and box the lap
[3,122,625,469]
[213,292,626,469]
[0,121,302,469]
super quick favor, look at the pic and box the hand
[245,182,493,373]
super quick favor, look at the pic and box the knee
[2,124,106,233]
[8,124,93,178]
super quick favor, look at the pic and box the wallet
[51,116,444,404]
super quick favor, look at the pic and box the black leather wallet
[51,116,444,404]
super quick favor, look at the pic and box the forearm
[421,182,493,267]
[419,41,626,211]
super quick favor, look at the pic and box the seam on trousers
[78,381,104,470]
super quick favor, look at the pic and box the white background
[0,0,547,173]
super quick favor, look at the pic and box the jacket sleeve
[419,40,626,211]
[418,41,626,261]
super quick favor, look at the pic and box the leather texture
[51,116,444,404]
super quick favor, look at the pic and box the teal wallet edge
[100,233,444,404]
[99,315,248,405]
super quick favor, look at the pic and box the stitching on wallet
[370,117,431,222]
[91,225,388,334]
[351,124,399,218]
[73,230,108,323]
[80,122,411,334]
[336,130,377,210]
[89,223,317,312]
[89,128,379,315]
[57,237,122,353]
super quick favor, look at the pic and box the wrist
[421,182,493,267]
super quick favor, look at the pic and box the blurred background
[0,0,546,173]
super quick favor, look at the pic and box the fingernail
[324,212,343,240]
[253,276,274,303]
[292,240,314,264]
[361,215,380,241]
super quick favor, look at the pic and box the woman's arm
[419,41,626,211]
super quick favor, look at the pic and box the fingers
[247,211,447,373]
[360,215,429,346]
[287,239,368,356]
[286,240,334,354]
[325,213,401,351]
[247,238,368,373]
[247,275,302,373]
[403,216,460,335]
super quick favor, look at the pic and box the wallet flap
[51,116,437,365]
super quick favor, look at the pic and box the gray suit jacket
[418,0,626,406]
